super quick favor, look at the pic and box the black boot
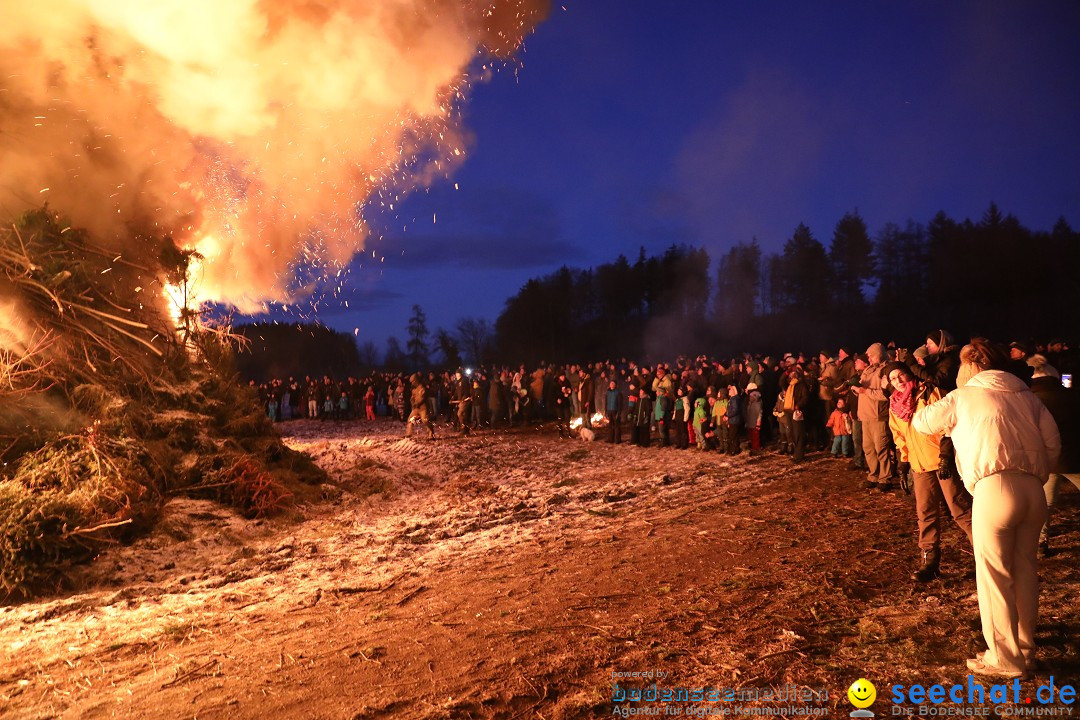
[912,549,941,582]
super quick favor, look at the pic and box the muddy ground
[1,418,1077,719]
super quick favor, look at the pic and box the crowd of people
[252,333,1077,680]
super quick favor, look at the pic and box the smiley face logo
[848,678,876,708]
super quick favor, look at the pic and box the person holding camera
[854,343,893,489]
[1026,355,1080,556]
[905,329,963,483]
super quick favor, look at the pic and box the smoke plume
[0,0,549,310]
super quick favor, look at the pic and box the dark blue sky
[264,1,1080,349]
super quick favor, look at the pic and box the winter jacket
[606,387,624,416]
[744,390,762,428]
[746,363,763,390]
[594,377,607,416]
[826,409,852,436]
[889,385,942,474]
[653,393,672,422]
[1029,376,1079,472]
[578,374,595,412]
[711,397,727,426]
[652,372,674,399]
[554,379,572,415]
[856,363,889,422]
[781,376,809,415]
[909,331,960,393]
[818,360,839,402]
[674,395,688,423]
[836,356,856,385]
[636,394,654,427]
[726,394,743,426]
[530,369,546,403]
[913,370,1061,493]
[692,398,708,437]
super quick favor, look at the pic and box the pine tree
[406,304,430,370]
[779,223,830,312]
[829,211,874,309]
[714,240,761,335]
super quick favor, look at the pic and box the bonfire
[0,208,324,599]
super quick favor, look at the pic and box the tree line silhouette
[234,203,1079,376]
[494,203,1080,364]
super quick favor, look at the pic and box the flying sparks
[0,0,550,315]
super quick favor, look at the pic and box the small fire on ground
[570,413,606,430]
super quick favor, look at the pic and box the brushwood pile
[0,208,325,599]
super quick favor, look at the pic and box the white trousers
[972,471,1047,672]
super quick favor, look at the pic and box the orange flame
[0,0,550,310]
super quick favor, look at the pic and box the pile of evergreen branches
[0,208,324,599]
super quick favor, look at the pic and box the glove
[937,456,953,480]
[898,461,911,478]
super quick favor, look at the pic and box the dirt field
[1,418,1077,719]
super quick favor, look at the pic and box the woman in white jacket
[914,339,1060,678]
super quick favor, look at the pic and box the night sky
[259,1,1080,351]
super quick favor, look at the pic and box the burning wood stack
[0,0,553,598]
[0,208,324,599]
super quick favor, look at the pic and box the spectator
[710,390,727,451]
[606,380,624,443]
[578,368,595,428]
[364,385,376,420]
[855,343,893,490]
[779,368,810,462]
[744,382,763,454]
[845,353,868,472]
[1006,341,1034,384]
[554,372,572,439]
[886,362,973,582]
[1026,355,1080,557]
[910,329,962,393]
[673,386,691,449]
[724,384,743,455]
[825,397,853,458]
[654,386,672,447]
[635,388,653,447]
[692,397,709,450]
[914,339,1060,679]
[626,382,640,445]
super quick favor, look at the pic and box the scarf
[889,381,916,422]
[783,379,798,411]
